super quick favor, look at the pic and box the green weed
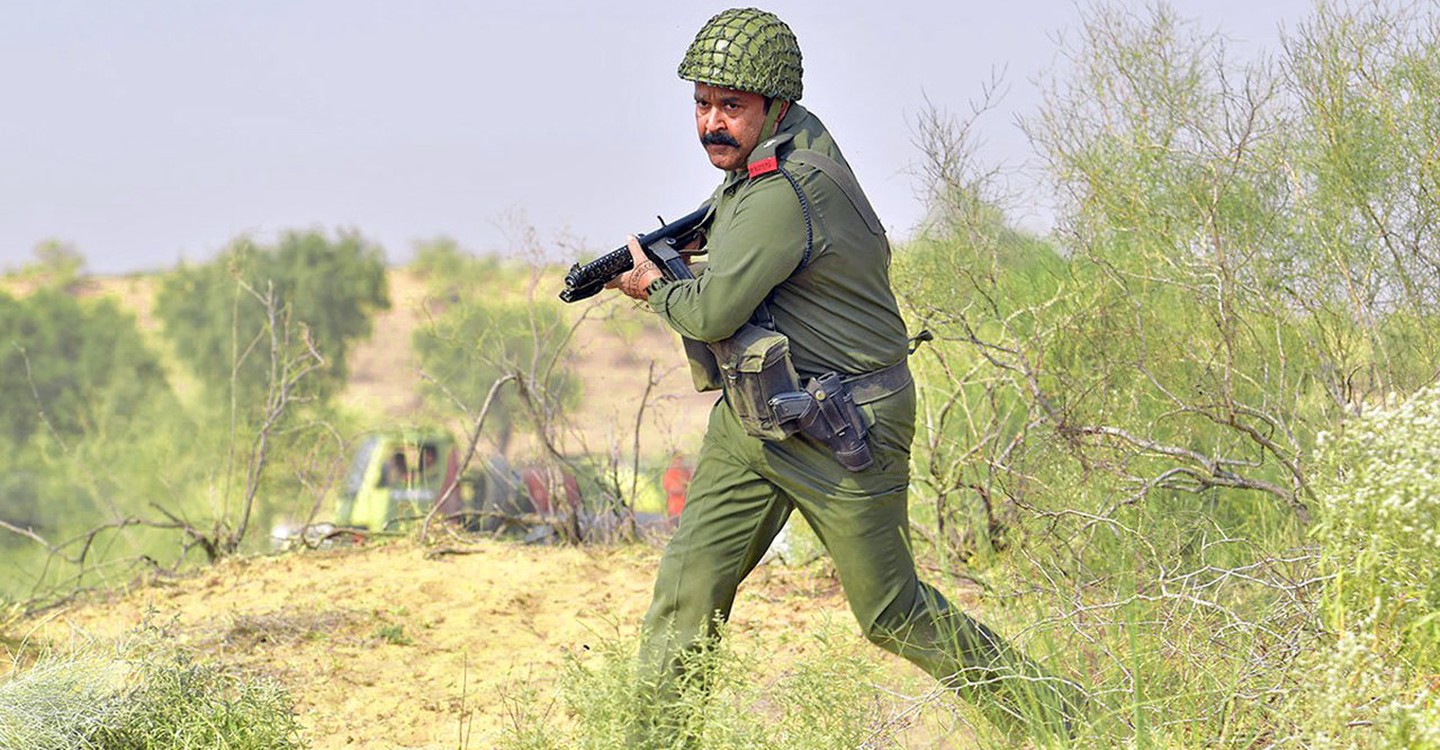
[0,645,305,750]
[496,622,906,750]
[373,622,413,646]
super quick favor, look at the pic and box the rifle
[557,206,709,303]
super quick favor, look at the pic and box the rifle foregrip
[559,248,635,303]
[557,205,709,303]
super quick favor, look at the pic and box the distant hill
[12,266,717,462]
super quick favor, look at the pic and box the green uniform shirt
[634,105,1085,742]
[648,104,909,379]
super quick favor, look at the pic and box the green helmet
[678,8,803,101]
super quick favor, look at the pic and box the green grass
[373,622,414,646]
[495,621,916,750]
[0,645,305,750]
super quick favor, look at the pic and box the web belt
[841,360,911,405]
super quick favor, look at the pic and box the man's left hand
[605,235,663,301]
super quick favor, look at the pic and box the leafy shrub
[1314,386,1440,657]
[92,651,304,750]
[0,646,305,750]
[1299,385,1440,746]
[0,651,122,750]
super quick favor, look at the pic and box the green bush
[0,288,170,447]
[412,255,579,451]
[1314,385,1440,661]
[0,651,122,750]
[0,646,305,750]
[92,651,304,750]
[155,230,389,411]
[1296,385,1440,747]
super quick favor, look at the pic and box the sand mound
[13,537,871,749]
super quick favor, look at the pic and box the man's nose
[700,107,724,133]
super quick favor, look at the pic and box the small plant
[374,622,413,646]
[1300,384,1440,746]
[0,650,122,750]
[92,651,306,750]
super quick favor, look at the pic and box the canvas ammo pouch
[682,336,724,392]
[708,322,803,441]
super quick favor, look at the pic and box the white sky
[1,1,1316,275]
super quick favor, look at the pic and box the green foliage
[14,241,86,289]
[1314,385,1440,666]
[0,289,169,446]
[0,646,304,750]
[1272,385,1440,747]
[91,651,305,750]
[889,1,1440,747]
[497,624,898,750]
[410,236,499,285]
[0,651,122,750]
[1287,1,1440,351]
[154,230,389,410]
[1020,0,1318,514]
[372,622,413,646]
[411,254,578,449]
[0,235,368,600]
[0,288,186,597]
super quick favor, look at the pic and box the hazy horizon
[3,1,1314,275]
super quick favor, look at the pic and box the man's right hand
[605,235,663,301]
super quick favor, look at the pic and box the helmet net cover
[678,8,803,101]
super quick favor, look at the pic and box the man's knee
[852,582,1004,664]
[854,589,921,654]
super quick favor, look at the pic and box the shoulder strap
[744,131,815,277]
[746,133,794,177]
[784,149,885,236]
[739,133,809,330]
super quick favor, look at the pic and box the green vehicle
[324,429,675,540]
[334,429,532,532]
[335,429,461,531]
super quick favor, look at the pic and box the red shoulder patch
[747,155,778,178]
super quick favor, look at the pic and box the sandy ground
[9,537,949,749]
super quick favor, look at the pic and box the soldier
[608,7,1084,741]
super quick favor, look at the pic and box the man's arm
[648,180,808,341]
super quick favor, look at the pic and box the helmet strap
[762,98,790,138]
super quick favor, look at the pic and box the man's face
[694,82,769,172]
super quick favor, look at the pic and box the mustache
[700,131,741,148]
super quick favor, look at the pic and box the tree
[155,230,389,411]
[888,2,1440,744]
[0,288,168,446]
[411,248,579,452]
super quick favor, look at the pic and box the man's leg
[794,485,1081,734]
[765,391,1084,736]
[633,403,793,743]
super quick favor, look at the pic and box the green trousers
[635,385,1083,742]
